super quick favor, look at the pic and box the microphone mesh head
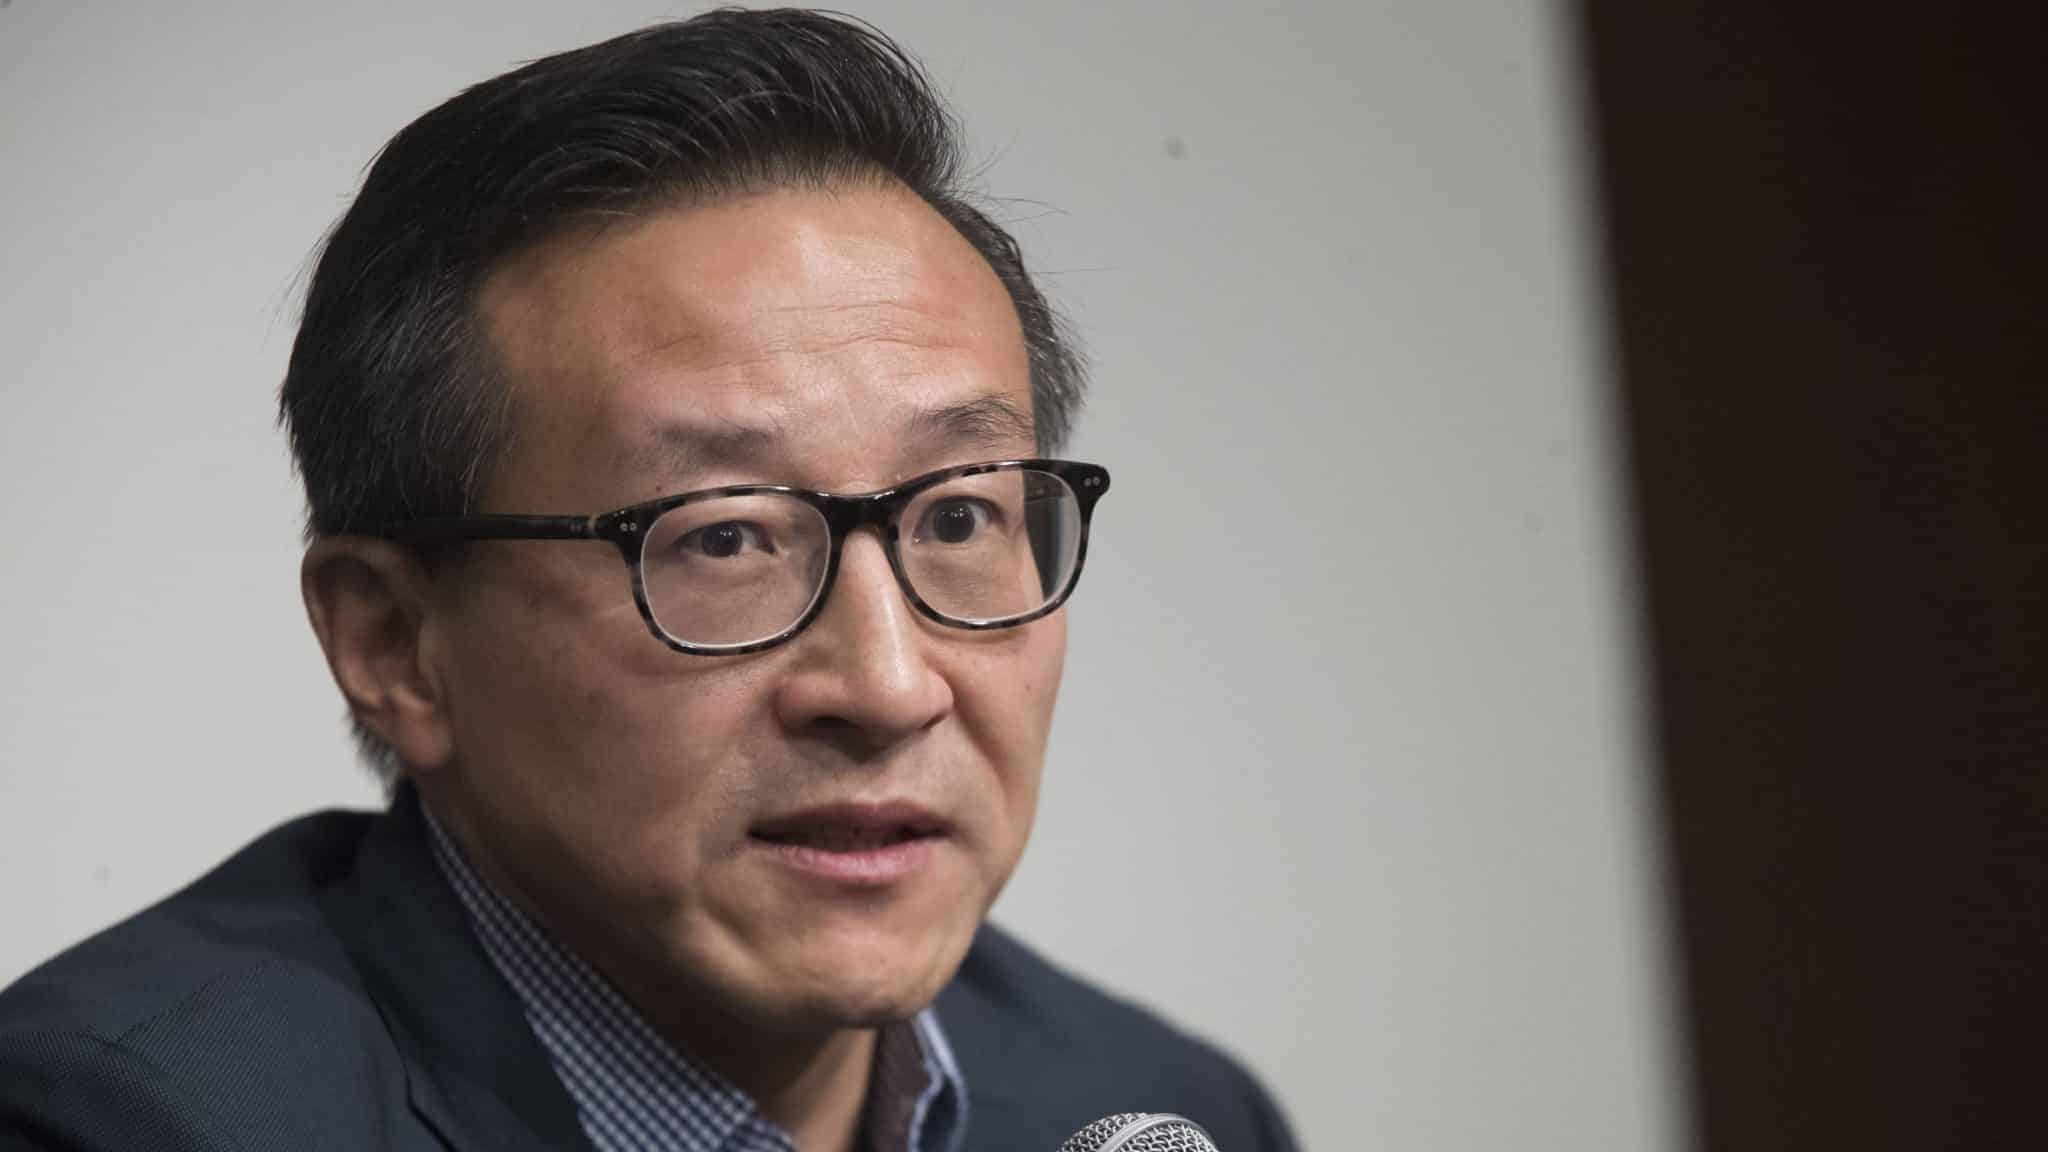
[1059,1114,1149,1152]
[1058,1113,1220,1152]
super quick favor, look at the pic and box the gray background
[0,3,1684,1149]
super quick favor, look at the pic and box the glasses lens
[899,468,1082,624]
[640,493,830,648]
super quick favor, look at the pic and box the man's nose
[772,529,952,748]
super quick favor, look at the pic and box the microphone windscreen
[1057,1112,1220,1151]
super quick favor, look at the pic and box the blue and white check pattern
[424,809,967,1152]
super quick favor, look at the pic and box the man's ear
[301,537,455,775]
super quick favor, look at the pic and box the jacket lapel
[325,783,595,1152]
[934,929,1079,1152]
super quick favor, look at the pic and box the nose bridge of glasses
[816,488,908,539]
[811,489,936,628]
[812,510,922,646]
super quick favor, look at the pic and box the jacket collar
[326,782,594,1152]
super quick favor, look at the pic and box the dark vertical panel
[1577,5,2047,1150]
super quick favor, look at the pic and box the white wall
[0,3,1683,1149]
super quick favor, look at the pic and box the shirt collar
[423,804,967,1152]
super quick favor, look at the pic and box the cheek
[440,587,613,768]
[957,615,1067,859]
[1007,613,1068,751]
[434,577,768,872]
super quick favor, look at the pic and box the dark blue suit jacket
[0,789,1296,1151]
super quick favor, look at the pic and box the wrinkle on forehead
[622,390,1035,483]
[616,299,984,382]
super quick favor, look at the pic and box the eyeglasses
[379,459,1111,655]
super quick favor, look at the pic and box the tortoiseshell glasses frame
[378,458,1111,656]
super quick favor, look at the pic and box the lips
[747,802,948,887]
[749,803,948,852]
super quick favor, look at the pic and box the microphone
[1058,1112,1220,1151]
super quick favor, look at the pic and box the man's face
[419,182,1064,1034]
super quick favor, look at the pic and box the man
[0,11,1295,1152]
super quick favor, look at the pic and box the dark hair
[280,7,1084,540]
[279,8,1086,778]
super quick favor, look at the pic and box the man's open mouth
[750,804,947,854]
[752,825,934,851]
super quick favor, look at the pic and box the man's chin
[709,927,971,1033]
[757,952,958,1031]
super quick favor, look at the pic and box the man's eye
[918,499,996,545]
[677,521,773,559]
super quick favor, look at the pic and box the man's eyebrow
[904,395,1037,453]
[629,395,1036,485]
[633,417,788,479]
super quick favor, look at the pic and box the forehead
[476,181,1034,506]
